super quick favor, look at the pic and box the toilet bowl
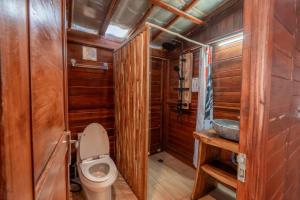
[77,123,118,200]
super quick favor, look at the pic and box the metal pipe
[146,22,209,48]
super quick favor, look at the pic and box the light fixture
[105,24,129,39]
[218,35,244,46]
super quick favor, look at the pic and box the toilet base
[83,185,112,200]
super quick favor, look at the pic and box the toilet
[77,123,118,200]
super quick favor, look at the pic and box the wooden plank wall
[164,3,243,165]
[114,28,150,200]
[212,40,243,120]
[164,54,198,165]
[150,57,165,154]
[188,1,243,44]
[67,31,118,159]
[264,0,300,199]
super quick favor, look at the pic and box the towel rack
[70,58,109,70]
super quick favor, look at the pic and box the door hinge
[237,153,246,183]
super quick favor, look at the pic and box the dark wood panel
[274,0,297,34]
[164,54,197,165]
[187,1,243,45]
[150,58,164,154]
[263,1,300,199]
[67,40,116,159]
[164,5,243,165]
[0,0,34,198]
[212,41,242,120]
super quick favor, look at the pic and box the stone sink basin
[212,119,240,142]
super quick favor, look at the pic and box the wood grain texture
[67,41,116,159]
[164,18,243,165]
[35,134,68,200]
[114,27,150,200]
[30,0,66,183]
[201,164,237,189]
[194,132,239,153]
[150,0,206,26]
[150,58,165,154]
[187,1,243,46]
[100,0,120,35]
[0,0,34,198]
[67,29,121,50]
[29,0,69,199]
[152,0,199,40]
[164,54,196,165]
[238,0,300,199]
[212,41,242,120]
[148,152,196,200]
[264,0,300,199]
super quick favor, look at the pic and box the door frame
[237,0,274,199]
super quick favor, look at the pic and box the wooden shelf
[194,131,239,153]
[192,129,239,200]
[201,163,237,189]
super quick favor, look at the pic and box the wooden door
[114,26,150,200]
[150,58,164,154]
[0,0,34,199]
[29,0,69,199]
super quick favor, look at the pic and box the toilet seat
[80,156,117,183]
[79,123,110,161]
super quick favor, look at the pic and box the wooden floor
[147,152,196,200]
[70,152,196,200]
[70,152,236,200]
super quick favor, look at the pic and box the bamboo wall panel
[114,27,150,200]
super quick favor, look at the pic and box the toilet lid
[79,123,109,160]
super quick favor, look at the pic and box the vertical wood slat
[114,27,150,200]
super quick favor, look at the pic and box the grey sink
[212,119,240,142]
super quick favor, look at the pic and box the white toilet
[77,123,118,200]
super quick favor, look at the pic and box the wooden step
[201,164,237,189]
[194,131,239,153]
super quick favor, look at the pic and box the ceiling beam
[128,4,154,37]
[151,0,200,41]
[100,0,120,35]
[183,0,242,37]
[150,0,207,26]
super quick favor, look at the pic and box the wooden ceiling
[68,0,241,41]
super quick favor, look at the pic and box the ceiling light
[218,35,244,46]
